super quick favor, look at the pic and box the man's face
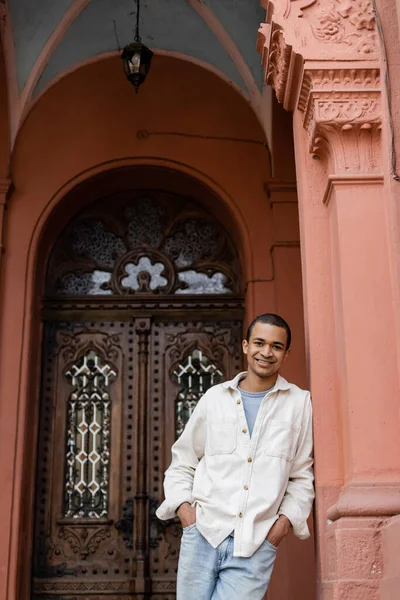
[242,322,290,379]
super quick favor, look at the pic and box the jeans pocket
[182,523,197,533]
[264,539,278,551]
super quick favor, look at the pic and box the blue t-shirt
[238,384,274,436]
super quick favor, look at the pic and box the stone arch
[5,157,258,599]
[25,160,250,597]
[35,161,251,298]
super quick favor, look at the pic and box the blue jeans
[177,524,277,600]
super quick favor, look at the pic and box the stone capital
[298,66,382,175]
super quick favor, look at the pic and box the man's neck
[239,372,278,393]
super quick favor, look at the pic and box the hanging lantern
[122,0,153,93]
[122,42,153,93]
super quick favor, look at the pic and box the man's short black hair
[246,313,291,350]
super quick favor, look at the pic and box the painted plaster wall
[0,55,314,600]
[34,0,246,96]
[6,0,75,91]
[7,0,263,97]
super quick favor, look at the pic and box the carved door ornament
[46,193,241,297]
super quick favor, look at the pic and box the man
[156,313,314,600]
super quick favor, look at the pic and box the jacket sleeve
[155,393,207,521]
[278,393,314,539]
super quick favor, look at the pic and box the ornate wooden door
[32,191,244,600]
[32,319,242,600]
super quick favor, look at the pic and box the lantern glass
[121,42,153,92]
[129,52,141,73]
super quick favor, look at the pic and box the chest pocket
[264,419,301,462]
[206,420,237,455]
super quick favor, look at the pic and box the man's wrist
[176,501,191,516]
[278,514,292,532]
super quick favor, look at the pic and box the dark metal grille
[173,348,223,437]
[64,349,116,518]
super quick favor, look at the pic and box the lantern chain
[134,0,141,42]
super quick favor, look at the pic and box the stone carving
[284,0,317,18]
[266,28,292,104]
[257,21,301,111]
[258,0,382,177]
[298,68,382,174]
[259,0,378,73]
[308,0,377,54]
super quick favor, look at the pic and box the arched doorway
[30,180,244,599]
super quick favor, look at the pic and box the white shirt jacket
[156,372,314,558]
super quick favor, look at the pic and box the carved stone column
[259,2,400,598]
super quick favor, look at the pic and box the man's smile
[254,357,275,366]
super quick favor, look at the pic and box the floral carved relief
[59,526,112,560]
[309,0,377,54]
[259,0,378,64]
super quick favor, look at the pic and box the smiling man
[156,313,314,600]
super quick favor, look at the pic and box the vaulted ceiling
[1,0,267,140]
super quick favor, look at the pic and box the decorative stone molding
[257,22,300,111]
[302,0,377,56]
[327,483,400,521]
[258,1,383,177]
[259,0,378,63]
[299,67,382,174]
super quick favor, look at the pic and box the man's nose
[261,344,273,357]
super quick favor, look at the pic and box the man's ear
[242,339,248,355]
[283,348,291,362]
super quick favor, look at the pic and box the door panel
[32,319,242,599]
[32,321,135,600]
[148,321,242,599]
